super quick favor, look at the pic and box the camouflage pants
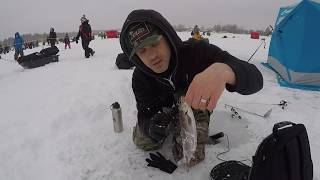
[132,125,162,151]
[133,109,210,167]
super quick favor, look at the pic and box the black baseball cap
[125,22,162,59]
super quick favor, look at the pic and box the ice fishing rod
[269,25,274,33]
[247,38,266,62]
[239,100,289,110]
[225,104,272,118]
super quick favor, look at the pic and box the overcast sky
[0,0,300,41]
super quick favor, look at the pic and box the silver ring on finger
[200,98,208,104]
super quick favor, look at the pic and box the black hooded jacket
[76,21,92,41]
[120,10,263,137]
[49,31,57,43]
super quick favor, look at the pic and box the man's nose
[145,47,157,59]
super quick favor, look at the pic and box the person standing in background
[76,15,95,58]
[13,32,24,60]
[48,27,57,47]
[64,33,71,49]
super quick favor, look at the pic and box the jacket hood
[120,9,182,78]
[82,20,89,25]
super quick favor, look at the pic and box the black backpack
[17,52,44,66]
[210,121,313,180]
[40,46,59,57]
[17,52,59,69]
[115,53,134,69]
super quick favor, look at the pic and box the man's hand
[185,63,236,111]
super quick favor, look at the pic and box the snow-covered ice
[1,32,319,180]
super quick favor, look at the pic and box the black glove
[146,152,177,174]
[75,38,79,44]
[149,107,177,143]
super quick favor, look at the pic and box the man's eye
[151,42,159,47]
[138,48,146,54]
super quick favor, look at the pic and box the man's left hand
[185,63,236,111]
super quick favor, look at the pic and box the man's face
[136,35,171,73]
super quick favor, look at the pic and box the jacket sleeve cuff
[225,83,237,92]
[223,59,241,93]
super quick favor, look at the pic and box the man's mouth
[153,59,162,66]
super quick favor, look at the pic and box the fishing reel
[230,107,242,119]
[278,100,288,109]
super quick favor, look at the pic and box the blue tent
[266,0,320,90]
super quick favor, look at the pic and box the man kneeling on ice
[119,9,263,169]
